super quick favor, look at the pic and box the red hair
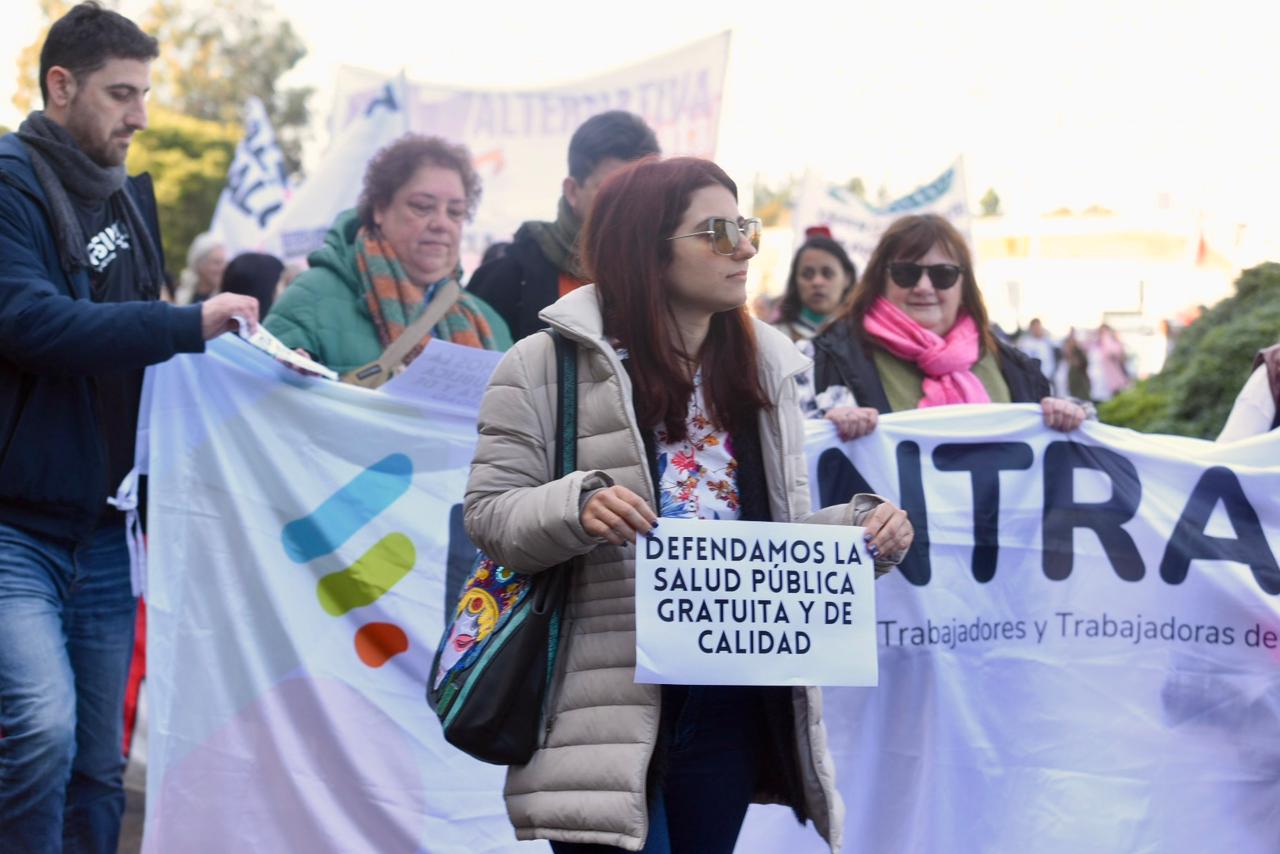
[582,156,770,441]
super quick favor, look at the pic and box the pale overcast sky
[5,0,1279,223]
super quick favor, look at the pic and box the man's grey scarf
[16,111,162,298]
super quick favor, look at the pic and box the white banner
[634,518,876,687]
[140,345,1280,853]
[792,159,971,268]
[742,405,1280,854]
[209,97,289,255]
[262,34,730,269]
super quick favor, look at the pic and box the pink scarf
[863,296,990,408]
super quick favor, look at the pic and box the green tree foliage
[753,175,799,226]
[11,0,309,281]
[10,0,75,116]
[142,0,311,176]
[980,187,1001,217]
[14,1,308,172]
[754,175,869,226]
[126,106,239,276]
[1099,262,1280,438]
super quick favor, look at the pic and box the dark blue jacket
[466,225,560,343]
[0,133,205,543]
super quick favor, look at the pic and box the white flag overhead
[139,343,1280,853]
[793,159,972,267]
[209,97,289,255]
[261,75,411,262]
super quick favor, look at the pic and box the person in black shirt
[0,5,259,851]
[220,251,285,318]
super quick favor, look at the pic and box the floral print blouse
[795,338,859,417]
[654,370,741,521]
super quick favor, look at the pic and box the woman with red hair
[465,156,913,853]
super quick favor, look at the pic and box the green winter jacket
[265,209,511,374]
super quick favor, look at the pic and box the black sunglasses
[888,262,964,291]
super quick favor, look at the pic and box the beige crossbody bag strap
[340,279,463,388]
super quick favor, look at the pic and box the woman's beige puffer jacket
[465,285,889,852]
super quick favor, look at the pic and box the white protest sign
[380,338,503,415]
[634,517,877,687]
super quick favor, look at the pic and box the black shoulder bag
[428,330,578,764]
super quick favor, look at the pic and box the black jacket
[466,224,561,343]
[810,319,1051,411]
[1253,343,1280,431]
[0,133,204,543]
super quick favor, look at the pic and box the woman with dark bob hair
[266,134,511,374]
[773,234,857,343]
[805,213,1087,441]
[464,156,913,853]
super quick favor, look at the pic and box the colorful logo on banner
[281,453,415,668]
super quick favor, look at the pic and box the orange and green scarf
[355,226,509,364]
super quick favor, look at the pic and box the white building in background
[751,205,1248,380]
[972,208,1240,377]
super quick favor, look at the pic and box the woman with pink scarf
[804,214,1087,438]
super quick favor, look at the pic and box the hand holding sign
[635,518,879,686]
[860,501,913,564]
[581,485,659,545]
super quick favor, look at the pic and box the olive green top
[872,346,1012,412]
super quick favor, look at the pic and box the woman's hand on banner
[581,485,659,546]
[1040,397,1088,432]
[826,406,879,441]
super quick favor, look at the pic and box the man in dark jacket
[467,110,660,341]
[0,5,259,851]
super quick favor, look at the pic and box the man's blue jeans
[0,520,137,854]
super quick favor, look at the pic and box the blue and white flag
[792,159,972,267]
[210,97,290,255]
